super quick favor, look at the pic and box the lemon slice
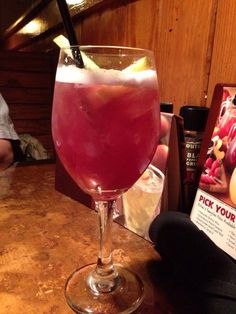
[123,56,150,73]
[53,35,99,69]
[80,51,99,69]
[53,35,70,49]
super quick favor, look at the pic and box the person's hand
[152,114,170,173]
[0,139,14,170]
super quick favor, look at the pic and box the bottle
[179,105,209,213]
[160,102,173,113]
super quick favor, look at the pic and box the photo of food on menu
[199,87,236,208]
[191,85,236,259]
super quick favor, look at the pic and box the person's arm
[0,138,14,170]
[0,93,25,169]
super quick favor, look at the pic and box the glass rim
[60,45,154,54]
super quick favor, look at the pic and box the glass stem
[88,199,121,293]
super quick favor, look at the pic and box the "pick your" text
[199,195,235,223]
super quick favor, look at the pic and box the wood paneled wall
[0,50,57,156]
[1,0,236,114]
[76,0,217,112]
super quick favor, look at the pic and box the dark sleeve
[10,140,25,162]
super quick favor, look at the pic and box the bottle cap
[179,105,209,132]
[160,102,173,113]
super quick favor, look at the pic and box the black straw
[56,0,84,68]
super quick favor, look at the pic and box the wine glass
[52,45,160,314]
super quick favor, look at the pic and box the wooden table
[0,162,199,314]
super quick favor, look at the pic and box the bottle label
[185,136,202,182]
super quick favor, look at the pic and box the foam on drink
[56,65,158,87]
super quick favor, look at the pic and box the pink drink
[52,66,160,199]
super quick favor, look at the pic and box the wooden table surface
[0,162,200,314]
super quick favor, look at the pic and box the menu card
[190,84,236,259]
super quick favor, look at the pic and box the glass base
[65,263,144,314]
